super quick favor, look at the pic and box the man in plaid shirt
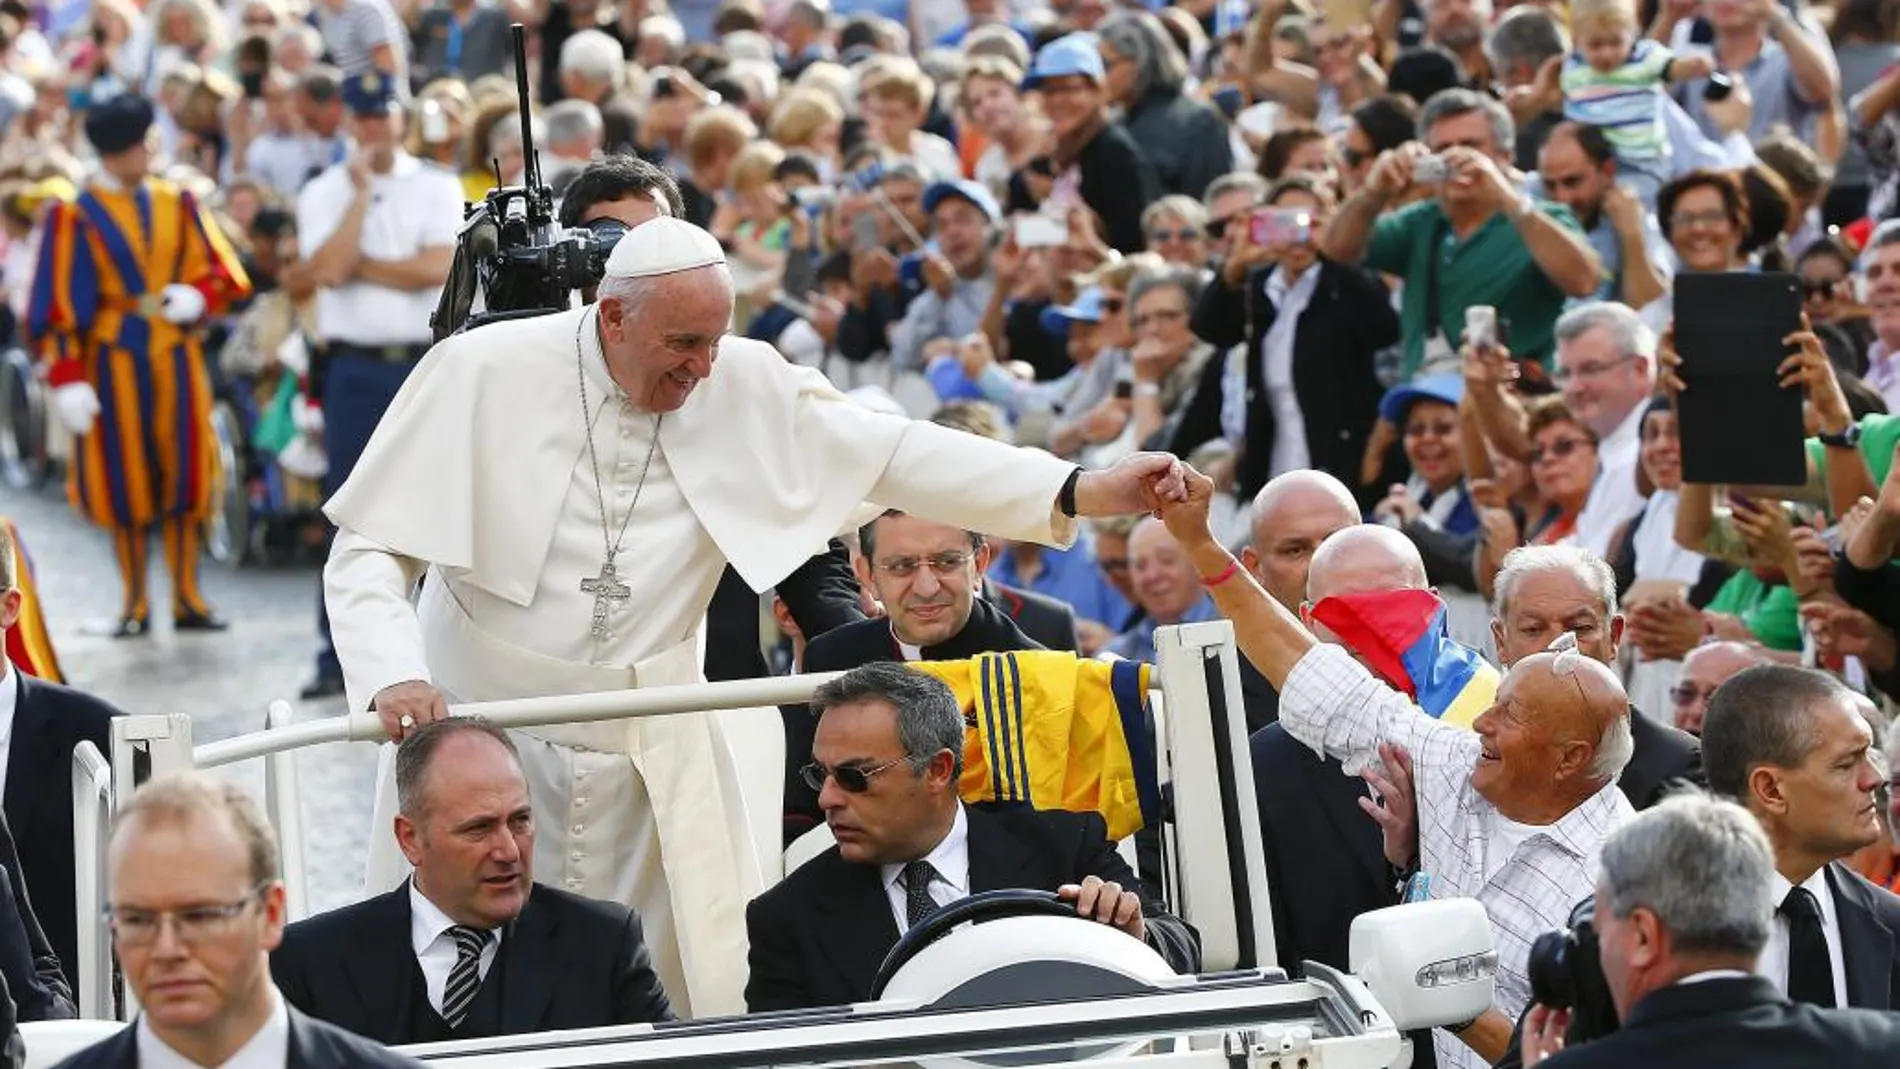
[1157,466,1635,1069]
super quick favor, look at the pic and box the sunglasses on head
[799,756,910,793]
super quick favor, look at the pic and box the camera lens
[1527,929,1578,1011]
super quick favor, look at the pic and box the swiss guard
[28,94,252,636]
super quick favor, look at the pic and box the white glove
[53,381,100,435]
[290,395,323,436]
[278,436,327,480]
[276,331,310,377]
[159,283,207,324]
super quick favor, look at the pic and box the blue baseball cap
[1039,286,1109,336]
[1378,372,1465,424]
[1022,33,1106,91]
[923,179,1001,224]
[341,71,399,116]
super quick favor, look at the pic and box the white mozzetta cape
[324,305,1078,605]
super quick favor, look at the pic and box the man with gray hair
[744,662,1198,1011]
[1857,219,1900,411]
[1159,467,1633,1069]
[1700,665,1900,1011]
[1320,86,1600,378]
[1467,301,1657,557]
[558,29,640,155]
[541,99,605,192]
[1518,792,1900,1066]
[1489,544,1703,810]
[1485,5,1566,170]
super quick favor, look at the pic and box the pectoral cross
[580,560,632,640]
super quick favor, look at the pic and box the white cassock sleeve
[861,417,1079,550]
[324,528,431,713]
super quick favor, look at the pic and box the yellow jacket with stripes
[908,652,1155,841]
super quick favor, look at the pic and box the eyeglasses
[1547,632,1589,706]
[1669,208,1731,231]
[1134,307,1187,329]
[105,883,271,947]
[1098,556,1130,574]
[1669,682,1717,708]
[1147,227,1203,244]
[1206,216,1235,240]
[1802,277,1843,298]
[1529,435,1594,465]
[874,550,975,579]
[800,756,911,793]
[1552,353,1638,387]
[1101,297,1125,314]
[1404,418,1458,438]
[1340,146,1368,168]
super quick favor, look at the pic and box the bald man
[1161,467,1633,1069]
[1671,641,1769,736]
[1250,524,1438,1002]
[1235,471,1363,725]
[1105,518,1219,663]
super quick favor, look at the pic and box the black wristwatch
[1819,422,1862,449]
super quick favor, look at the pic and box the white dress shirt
[1279,644,1633,1069]
[1260,263,1322,478]
[137,986,289,1069]
[409,882,503,1016]
[1757,866,1847,1008]
[0,660,14,803]
[1570,402,1648,559]
[880,804,971,934]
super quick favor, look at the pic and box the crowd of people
[3,0,1900,1064]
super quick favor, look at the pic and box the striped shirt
[1562,39,1676,164]
[1279,644,1633,1069]
[317,0,408,81]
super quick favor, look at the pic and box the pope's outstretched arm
[324,528,437,734]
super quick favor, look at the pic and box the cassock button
[576,796,589,806]
[571,849,584,861]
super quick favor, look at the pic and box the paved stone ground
[6,484,373,915]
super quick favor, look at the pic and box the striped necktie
[440,925,491,1028]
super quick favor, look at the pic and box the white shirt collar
[1600,399,1648,462]
[1768,865,1836,919]
[0,659,15,746]
[409,879,503,957]
[880,803,971,896]
[1677,969,1754,985]
[136,985,289,1069]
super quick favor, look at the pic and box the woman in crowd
[1373,374,1492,650]
[1021,32,1162,254]
[1828,0,1900,226]
[1097,10,1234,202]
[1126,266,1213,451]
[958,56,1050,207]
[1641,168,1750,333]
[1309,10,1384,134]
[1141,195,1210,268]
[1520,396,1599,547]
[767,88,845,184]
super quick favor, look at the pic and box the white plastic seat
[20,1019,125,1069]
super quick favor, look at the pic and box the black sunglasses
[1802,278,1843,298]
[800,756,909,793]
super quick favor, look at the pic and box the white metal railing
[73,624,1265,1021]
[70,742,113,1021]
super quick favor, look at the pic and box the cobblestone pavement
[6,484,373,915]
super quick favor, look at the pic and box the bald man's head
[1471,649,1633,822]
[1674,641,1769,736]
[1244,471,1361,611]
[1128,516,1205,624]
[1307,525,1430,602]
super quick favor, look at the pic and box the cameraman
[558,154,685,304]
[1518,792,1900,1067]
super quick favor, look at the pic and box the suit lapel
[1828,863,1895,1009]
[966,806,1039,891]
[498,888,559,1032]
[813,853,900,999]
[5,672,47,818]
[341,887,419,1033]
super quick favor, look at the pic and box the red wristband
[1201,559,1241,589]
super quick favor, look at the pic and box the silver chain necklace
[575,308,662,641]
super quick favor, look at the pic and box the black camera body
[429,23,621,340]
[1527,897,1622,1043]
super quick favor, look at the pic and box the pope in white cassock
[321,217,1188,1018]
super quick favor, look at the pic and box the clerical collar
[891,624,923,662]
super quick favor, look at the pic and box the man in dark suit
[980,578,1077,652]
[0,526,121,991]
[782,511,1048,841]
[0,812,74,1023]
[1488,545,1703,810]
[1519,793,1900,1068]
[1702,667,1900,1010]
[748,663,1198,1012]
[57,773,420,1069]
[273,718,670,1043]
[705,539,864,682]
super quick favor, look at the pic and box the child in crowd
[1561,0,1715,204]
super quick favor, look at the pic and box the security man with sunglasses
[745,663,1199,1013]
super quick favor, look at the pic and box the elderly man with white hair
[1467,301,1659,557]
[542,98,604,191]
[560,28,640,154]
[1158,466,1635,1069]
[320,217,1191,1017]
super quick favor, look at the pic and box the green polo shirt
[1806,413,1900,492]
[1364,197,1584,378]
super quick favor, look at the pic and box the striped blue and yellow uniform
[2,518,63,683]
[28,177,250,623]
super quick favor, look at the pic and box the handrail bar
[70,741,114,1021]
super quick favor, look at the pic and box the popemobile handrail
[70,741,113,1021]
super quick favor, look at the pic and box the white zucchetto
[604,217,728,279]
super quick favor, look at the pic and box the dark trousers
[314,349,422,680]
